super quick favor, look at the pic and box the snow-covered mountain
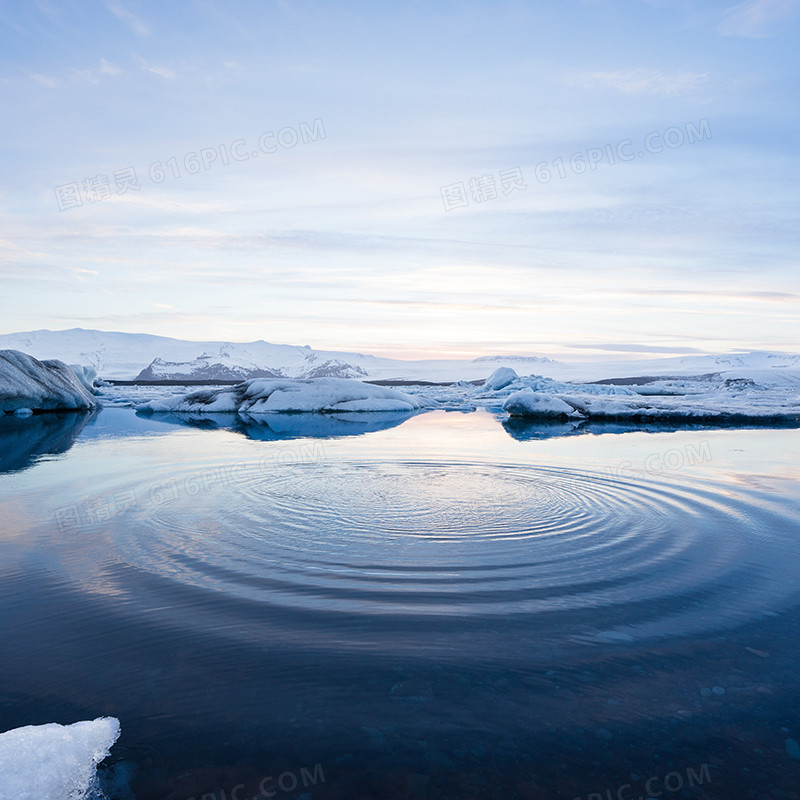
[0,329,386,381]
[134,353,369,381]
[0,328,569,382]
[0,328,798,384]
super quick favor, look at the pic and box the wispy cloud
[29,72,59,88]
[105,0,150,36]
[566,343,708,354]
[99,58,122,77]
[137,59,176,79]
[718,0,799,37]
[29,58,121,87]
[570,68,710,97]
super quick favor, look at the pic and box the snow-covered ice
[67,364,98,394]
[494,371,800,421]
[502,388,580,418]
[0,717,120,800]
[5,328,796,425]
[0,350,98,413]
[483,367,519,391]
[136,377,424,415]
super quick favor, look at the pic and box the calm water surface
[1,408,799,800]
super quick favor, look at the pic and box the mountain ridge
[0,329,797,383]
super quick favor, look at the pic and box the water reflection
[502,415,800,441]
[135,409,421,440]
[0,411,97,474]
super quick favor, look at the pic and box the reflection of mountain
[502,415,800,441]
[0,411,97,473]
[134,409,419,440]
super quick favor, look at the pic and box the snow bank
[0,350,98,413]
[0,717,120,800]
[136,377,424,415]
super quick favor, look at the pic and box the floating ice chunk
[483,367,518,391]
[0,350,97,413]
[0,716,120,800]
[68,364,98,394]
[137,377,423,415]
[502,388,579,418]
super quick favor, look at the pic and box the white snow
[0,350,98,413]
[496,373,800,420]
[1,330,798,424]
[483,367,518,391]
[67,364,98,394]
[0,717,120,800]
[136,377,424,414]
[502,389,578,418]
[2,328,800,385]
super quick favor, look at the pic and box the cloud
[571,68,710,97]
[31,59,122,88]
[138,59,176,79]
[99,58,122,77]
[105,0,150,36]
[566,343,708,353]
[719,0,799,37]
[29,72,59,88]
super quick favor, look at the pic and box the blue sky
[1,0,798,359]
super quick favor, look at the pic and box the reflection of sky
[1,410,799,642]
[1,2,799,358]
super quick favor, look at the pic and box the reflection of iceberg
[0,410,97,473]
[502,415,800,442]
[135,409,420,440]
[0,716,120,800]
[501,417,587,441]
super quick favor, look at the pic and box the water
[1,408,799,799]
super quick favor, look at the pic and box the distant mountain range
[0,328,798,383]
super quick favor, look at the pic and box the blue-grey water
[1,408,799,800]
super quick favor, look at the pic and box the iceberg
[0,717,120,800]
[0,350,98,413]
[67,364,98,394]
[502,388,578,418]
[136,377,424,415]
[483,366,518,391]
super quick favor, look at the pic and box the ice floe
[0,350,98,413]
[136,377,424,414]
[0,717,120,800]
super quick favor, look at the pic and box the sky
[0,0,798,360]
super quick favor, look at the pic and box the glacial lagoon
[1,407,799,799]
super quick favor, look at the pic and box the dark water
[1,408,799,800]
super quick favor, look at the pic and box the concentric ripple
[89,456,800,644]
